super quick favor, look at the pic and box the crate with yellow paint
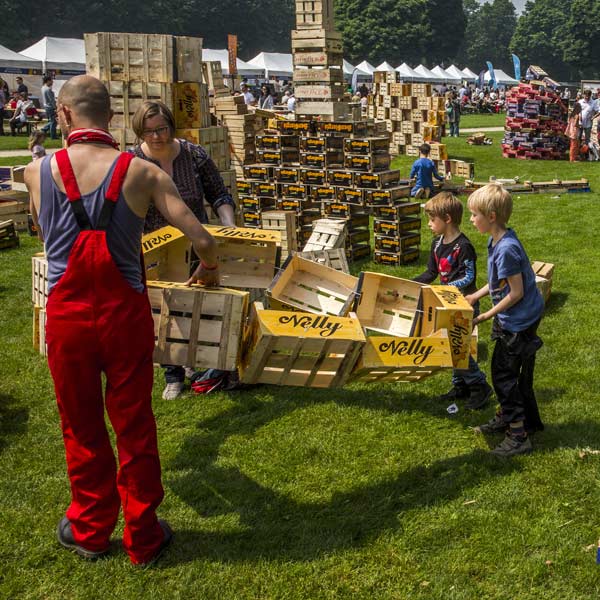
[266,254,358,315]
[239,302,365,388]
[147,282,248,371]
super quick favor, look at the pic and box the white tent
[485,68,518,86]
[20,37,85,74]
[396,63,426,82]
[432,65,461,85]
[355,60,376,75]
[446,64,468,81]
[414,64,445,83]
[247,52,293,78]
[462,67,478,81]
[0,43,42,74]
[203,49,264,77]
[343,59,370,81]
[375,61,395,72]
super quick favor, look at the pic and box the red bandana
[66,128,119,149]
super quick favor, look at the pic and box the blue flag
[512,54,521,81]
[486,61,497,90]
[351,68,359,94]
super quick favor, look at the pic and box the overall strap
[97,152,135,230]
[55,148,91,231]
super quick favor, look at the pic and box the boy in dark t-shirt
[414,192,493,409]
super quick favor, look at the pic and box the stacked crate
[85,33,210,150]
[368,74,446,156]
[502,81,568,160]
[292,0,351,121]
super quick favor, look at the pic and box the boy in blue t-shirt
[466,183,544,457]
[410,143,445,199]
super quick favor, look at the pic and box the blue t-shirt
[410,157,444,196]
[487,229,544,332]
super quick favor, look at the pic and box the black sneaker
[56,517,110,560]
[473,413,506,434]
[490,434,533,457]
[439,385,469,403]
[135,519,173,568]
[465,383,493,410]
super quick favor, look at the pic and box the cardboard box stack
[368,73,446,156]
[502,81,568,159]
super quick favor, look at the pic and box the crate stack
[368,74,446,156]
[502,81,568,160]
[293,0,354,121]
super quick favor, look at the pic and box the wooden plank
[295,84,345,100]
[293,68,344,83]
[295,248,349,273]
[293,51,343,68]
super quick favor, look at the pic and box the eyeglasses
[142,126,170,138]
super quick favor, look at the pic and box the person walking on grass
[466,183,544,457]
[414,192,493,410]
[25,75,220,566]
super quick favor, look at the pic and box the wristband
[200,260,218,271]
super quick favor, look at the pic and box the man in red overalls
[25,75,220,566]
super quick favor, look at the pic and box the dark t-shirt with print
[414,232,477,295]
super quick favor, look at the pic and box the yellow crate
[173,82,210,129]
[239,302,365,388]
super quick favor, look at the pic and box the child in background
[28,130,46,161]
[565,102,581,162]
[466,183,544,457]
[414,192,493,409]
[410,143,445,199]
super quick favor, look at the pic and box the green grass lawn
[0,136,62,151]
[2,141,600,599]
[460,112,505,130]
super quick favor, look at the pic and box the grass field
[0,136,63,151]
[460,112,505,130]
[2,134,600,599]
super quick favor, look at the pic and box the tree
[457,0,517,72]
[425,0,466,65]
[510,0,573,80]
[561,0,600,78]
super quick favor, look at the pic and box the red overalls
[45,149,165,564]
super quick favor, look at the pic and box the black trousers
[491,318,544,432]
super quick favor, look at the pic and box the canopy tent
[414,64,445,83]
[445,64,468,81]
[432,65,461,85]
[203,49,264,77]
[375,61,395,72]
[247,52,293,78]
[462,67,478,81]
[343,59,370,81]
[485,68,518,86]
[20,37,85,74]
[0,43,42,74]
[355,60,375,75]
[396,63,426,82]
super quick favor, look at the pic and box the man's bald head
[58,75,112,126]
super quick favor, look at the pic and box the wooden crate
[295,84,345,101]
[173,82,210,129]
[85,33,203,83]
[266,254,358,316]
[373,248,421,265]
[32,253,48,308]
[291,31,343,54]
[415,286,473,370]
[260,211,299,259]
[354,169,401,189]
[0,219,19,250]
[295,0,335,29]
[147,282,248,371]
[239,302,365,388]
[106,81,173,128]
[38,307,47,357]
[303,218,347,252]
[295,248,349,273]
[293,68,344,84]
[350,330,454,383]
[201,60,227,94]
[354,272,422,336]
[532,261,554,303]
[110,127,137,150]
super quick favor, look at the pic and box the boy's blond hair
[468,182,513,224]
[424,191,463,225]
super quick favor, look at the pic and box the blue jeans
[449,121,460,136]
[42,107,57,139]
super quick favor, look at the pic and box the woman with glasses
[130,101,237,399]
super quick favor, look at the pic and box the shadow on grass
[0,393,29,453]
[164,387,527,564]
[544,291,569,315]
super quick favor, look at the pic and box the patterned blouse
[130,139,236,233]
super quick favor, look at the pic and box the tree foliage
[425,0,466,66]
[560,0,600,78]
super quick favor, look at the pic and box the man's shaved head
[58,75,111,124]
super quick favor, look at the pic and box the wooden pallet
[350,330,454,384]
[32,253,48,308]
[303,218,347,252]
[295,248,349,273]
[267,254,358,316]
[0,219,19,250]
[239,302,365,388]
[147,282,248,371]
[85,33,203,83]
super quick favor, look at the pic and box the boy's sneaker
[465,383,493,410]
[490,434,533,457]
[473,413,506,434]
[439,384,469,403]
[162,381,184,400]
[56,517,110,560]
